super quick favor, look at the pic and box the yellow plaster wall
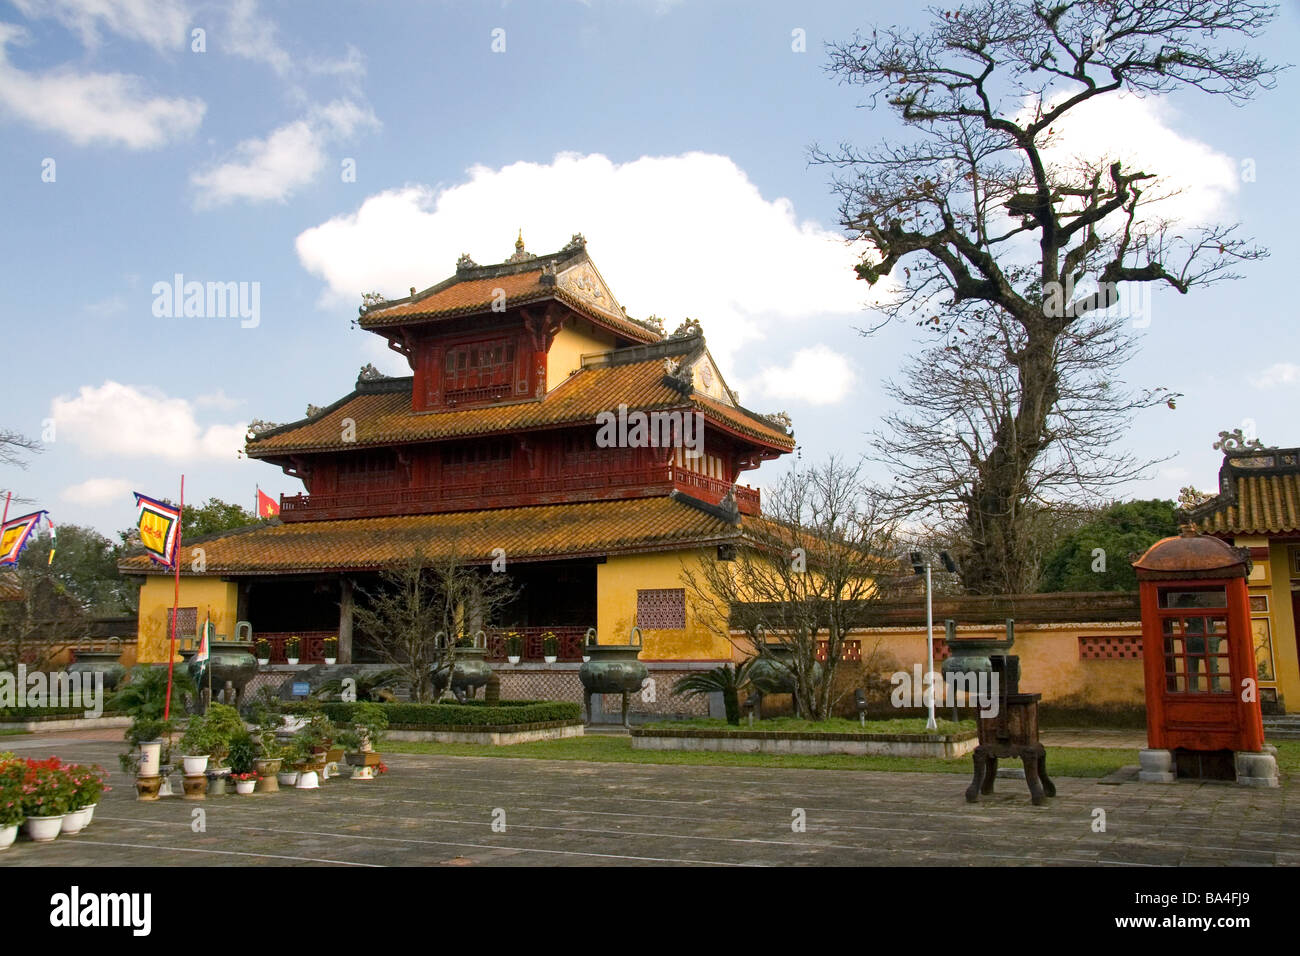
[135,576,239,663]
[727,622,1146,705]
[547,319,616,390]
[596,549,733,660]
[1267,543,1300,709]
[866,623,1144,704]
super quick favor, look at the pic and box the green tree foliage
[15,523,137,615]
[1038,500,1179,593]
[179,497,262,542]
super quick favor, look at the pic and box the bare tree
[681,457,901,720]
[814,0,1277,592]
[0,428,41,503]
[874,306,1159,591]
[351,548,517,703]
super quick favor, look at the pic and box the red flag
[257,488,280,518]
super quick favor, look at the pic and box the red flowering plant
[0,754,24,827]
[374,762,389,776]
[229,772,260,782]
[19,757,76,818]
[65,764,109,811]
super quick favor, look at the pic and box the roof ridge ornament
[456,253,478,272]
[1213,428,1265,452]
[507,229,537,263]
[358,363,385,382]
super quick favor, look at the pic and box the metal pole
[925,561,936,730]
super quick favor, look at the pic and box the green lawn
[386,733,1136,777]
[642,716,975,735]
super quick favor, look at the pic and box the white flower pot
[287,657,299,666]
[81,804,98,826]
[24,815,64,843]
[544,655,557,663]
[257,658,269,666]
[325,657,337,665]
[0,824,18,850]
[277,771,299,787]
[295,770,319,790]
[583,656,591,662]
[139,740,163,777]
[61,807,92,835]
[234,779,257,795]
[507,655,520,665]
[351,766,374,780]
[182,754,210,775]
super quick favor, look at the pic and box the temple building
[121,235,795,677]
[1187,442,1300,712]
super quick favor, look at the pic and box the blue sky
[0,0,1297,537]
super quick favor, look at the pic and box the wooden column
[339,576,354,664]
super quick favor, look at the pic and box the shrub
[288,700,581,728]
[0,755,24,827]
[65,763,108,810]
[18,757,76,817]
[227,732,258,775]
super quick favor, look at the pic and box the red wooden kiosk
[1131,530,1277,786]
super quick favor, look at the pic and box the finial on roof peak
[507,230,537,263]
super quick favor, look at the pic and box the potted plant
[324,636,338,666]
[542,632,558,664]
[20,757,72,842]
[178,719,219,776]
[505,633,522,665]
[255,639,271,666]
[276,738,306,787]
[231,772,259,795]
[342,703,388,780]
[0,753,23,851]
[61,764,108,834]
[285,635,300,665]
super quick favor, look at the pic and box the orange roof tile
[118,497,741,576]
[360,264,659,343]
[247,357,794,457]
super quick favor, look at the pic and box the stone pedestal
[1235,750,1280,788]
[1138,748,1176,783]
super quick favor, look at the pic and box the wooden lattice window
[1078,635,1143,660]
[637,588,685,629]
[168,607,198,650]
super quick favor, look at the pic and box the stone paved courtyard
[2,732,1296,867]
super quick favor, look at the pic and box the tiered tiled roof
[359,235,661,344]
[246,340,794,457]
[119,496,743,576]
[1188,446,1300,535]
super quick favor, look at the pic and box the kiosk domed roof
[1131,529,1247,573]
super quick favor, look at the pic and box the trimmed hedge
[287,700,581,728]
[0,703,124,720]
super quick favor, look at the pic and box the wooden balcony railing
[485,626,591,663]
[256,632,334,664]
[280,466,760,521]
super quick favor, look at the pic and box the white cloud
[1034,91,1239,225]
[0,23,204,148]
[83,295,126,317]
[190,99,378,207]
[1254,363,1300,388]
[50,381,246,461]
[295,152,884,371]
[61,476,137,506]
[11,0,190,51]
[194,388,244,410]
[744,345,856,406]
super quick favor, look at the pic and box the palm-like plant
[672,659,754,726]
[111,665,199,719]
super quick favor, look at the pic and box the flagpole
[1,491,10,532]
[163,475,184,722]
